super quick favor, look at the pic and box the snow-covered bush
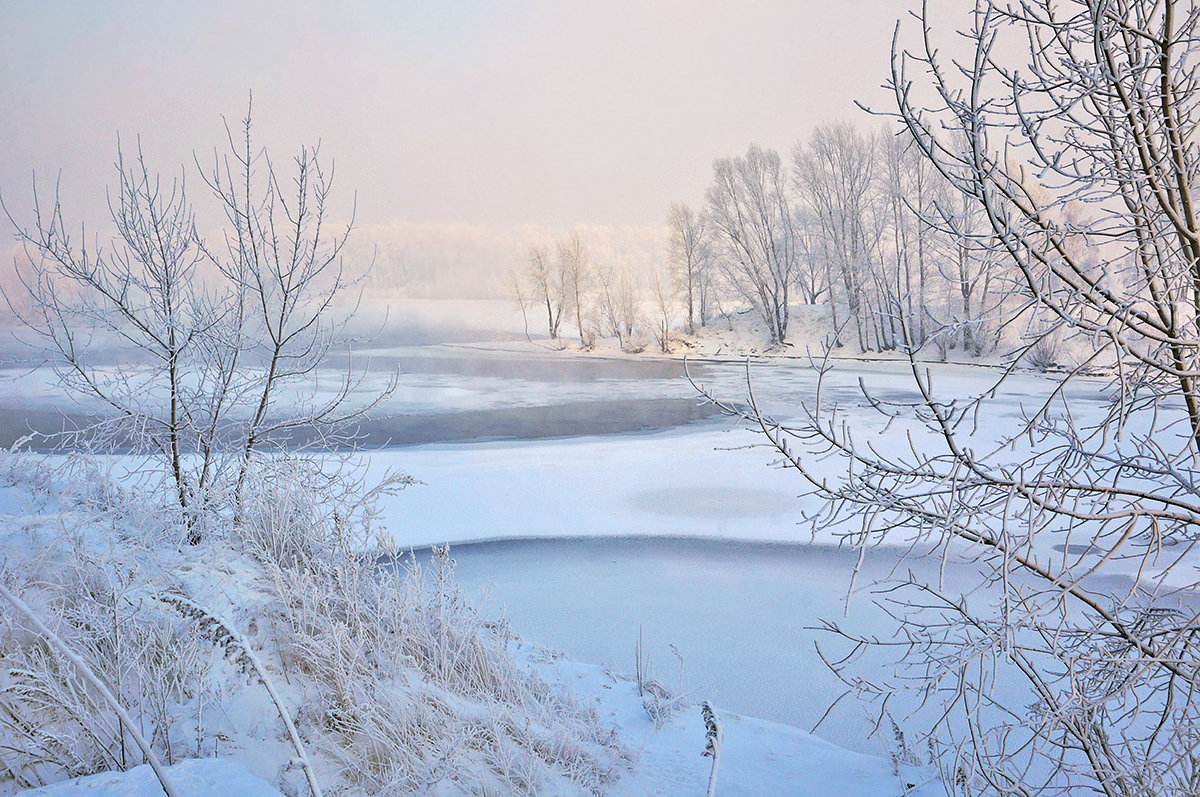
[0,455,628,795]
[244,514,628,796]
[632,630,686,730]
[0,489,211,790]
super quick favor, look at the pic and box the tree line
[512,120,1025,360]
[675,121,1015,355]
[508,229,677,353]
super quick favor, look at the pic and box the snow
[0,452,940,796]
[523,651,940,797]
[1,301,1135,796]
[14,760,283,797]
[0,486,32,515]
[9,671,938,797]
[372,425,804,547]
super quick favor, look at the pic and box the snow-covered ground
[0,300,1150,795]
[15,760,283,797]
[14,660,938,797]
[18,649,938,797]
[526,649,941,797]
[0,466,939,797]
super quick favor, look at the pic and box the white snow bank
[0,458,626,796]
[0,454,942,796]
[524,651,939,797]
[14,759,282,797]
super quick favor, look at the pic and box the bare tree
[706,2,1200,795]
[506,266,533,341]
[525,242,566,341]
[790,207,830,306]
[794,123,885,351]
[878,129,939,348]
[0,245,34,328]
[5,108,390,541]
[596,264,639,350]
[201,108,392,521]
[558,229,593,348]
[6,144,225,535]
[667,201,711,335]
[650,271,676,354]
[938,186,1005,357]
[705,145,799,346]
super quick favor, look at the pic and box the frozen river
[0,338,1112,449]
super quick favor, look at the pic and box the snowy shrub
[0,454,627,796]
[245,509,628,795]
[1022,331,1062,372]
[0,438,52,496]
[0,528,217,790]
[632,629,687,730]
[235,455,416,563]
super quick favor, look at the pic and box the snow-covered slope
[528,652,938,796]
[0,453,939,796]
[15,760,283,797]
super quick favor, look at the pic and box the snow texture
[15,760,283,797]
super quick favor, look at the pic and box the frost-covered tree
[4,106,390,541]
[790,207,830,307]
[650,270,677,354]
[793,123,885,351]
[7,144,225,536]
[524,242,567,341]
[878,130,933,348]
[938,184,1006,357]
[201,109,391,520]
[558,229,593,348]
[704,1,1200,794]
[667,201,712,335]
[596,264,639,350]
[705,145,799,345]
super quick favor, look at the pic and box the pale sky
[1,0,913,230]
